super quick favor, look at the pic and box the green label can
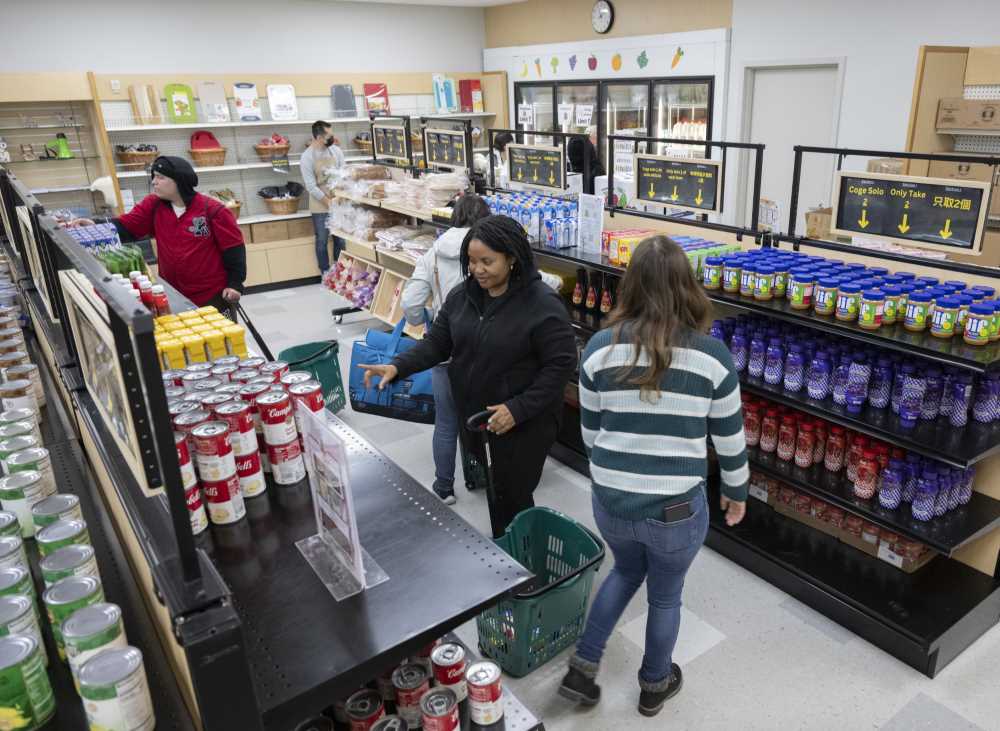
[79,647,154,731]
[0,538,27,575]
[39,544,100,589]
[64,603,127,691]
[43,575,104,660]
[0,411,39,447]
[0,512,18,540]
[0,437,35,476]
[0,569,38,623]
[35,518,90,558]
[0,635,55,729]
[30,494,82,530]
[5,450,53,499]
[3,367,43,410]
[0,472,44,539]
[0,597,45,670]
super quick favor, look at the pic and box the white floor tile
[618,606,727,668]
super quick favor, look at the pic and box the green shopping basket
[477,507,605,677]
[277,341,347,413]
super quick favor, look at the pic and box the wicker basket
[354,138,373,154]
[189,148,227,167]
[253,143,290,162]
[224,202,242,219]
[116,149,159,171]
[263,196,301,215]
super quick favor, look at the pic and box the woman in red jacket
[71,156,246,313]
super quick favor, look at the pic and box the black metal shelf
[561,297,606,337]
[740,373,1000,469]
[199,418,535,731]
[704,481,1000,678]
[747,447,1000,555]
[532,244,624,277]
[709,288,1000,374]
[25,287,73,369]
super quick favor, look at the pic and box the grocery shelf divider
[704,479,1000,677]
[746,447,1000,554]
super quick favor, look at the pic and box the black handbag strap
[235,302,275,360]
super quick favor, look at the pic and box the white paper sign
[266,84,299,121]
[517,103,535,128]
[557,103,574,126]
[877,541,905,569]
[576,192,604,253]
[300,407,365,588]
[575,104,594,127]
[748,485,769,503]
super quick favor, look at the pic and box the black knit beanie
[150,156,199,205]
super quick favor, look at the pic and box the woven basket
[190,148,227,167]
[263,196,301,215]
[253,143,290,162]
[354,138,373,154]
[224,202,242,219]
[116,149,159,171]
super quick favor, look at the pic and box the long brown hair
[606,235,712,397]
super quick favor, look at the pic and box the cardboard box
[250,221,289,243]
[866,158,906,175]
[936,98,1000,131]
[287,217,314,239]
[238,224,253,243]
[839,528,879,558]
[876,541,936,574]
[964,47,1000,86]
[805,207,832,240]
[799,511,841,540]
[927,155,1000,218]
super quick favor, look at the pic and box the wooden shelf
[237,210,310,225]
[117,159,302,178]
[105,112,494,133]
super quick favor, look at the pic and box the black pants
[463,412,559,538]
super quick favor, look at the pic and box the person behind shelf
[567,136,604,195]
[587,125,598,148]
[401,194,566,507]
[66,156,245,316]
[488,131,514,183]
[300,120,346,273]
[360,214,577,537]
[557,235,748,718]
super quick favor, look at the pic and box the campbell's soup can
[346,688,386,730]
[371,718,409,731]
[239,357,266,371]
[233,368,260,384]
[215,383,244,397]
[249,375,278,389]
[185,362,215,375]
[199,392,235,413]
[467,661,503,725]
[235,451,266,498]
[257,391,298,446]
[202,473,245,525]
[162,370,187,388]
[191,422,236,483]
[181,371,212,393]
[164,386,186,402]
[186,482,208,535]
[181,391,207,405]
[239,383,269,424]
[258,434,271,473]
[175,433,198,489]
[280,371,313,390]
[173,409,210,447]
[215,402,257,456]
[420,687,459,731]
[289,380,325,432]
[267,439,305,485]
[213,355,241,368]
[168,400,198,424]
[259,360,290,383]
[392,663,429,728]
[192,376,224,393]
[211,364,239,382]
[431,644,467,702]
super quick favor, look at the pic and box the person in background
[587,125,598,149]
[402,194,492,505]
[489,131,514,182]
[567,136,604,195]
[558,236,748,717]
[301,120,346,272]
[361,215,576,536]
[66,156,245,314]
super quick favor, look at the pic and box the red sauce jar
[810,498,828,521]
[861,522,881,547]
[824,425,847,472]
[873,442,890,471]
[760,409,779,453]
[777,415,797,461]
[846,435,868,482]
[793,494,812,514]
[795,421,815,468]
[812,419,827,464]
[779,487,796,505]
[826,507,845,528]
[743,402,761,447]
[844,515,864,536]
[854,448,879,500]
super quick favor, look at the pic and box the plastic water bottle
[710,320,726,342]
[832,354,852,406]
[921,366,942,420]
[783,343,805,393]
[911,469,937,522]
[939,367,956,419]
[845,353,870,414]
[899,363,925,429]
[807,350,831,400]
[764,338,785,385]
[879,458,906,510]
[749,334,767,379]
[902,453,922,502]
[950,373,972,428]
[972,374,997,424]
[730,329,749,373]
[891,360,904,415]
[868,355,893,409]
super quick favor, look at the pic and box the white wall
[727,0,1000,152]
[0,0,485,73]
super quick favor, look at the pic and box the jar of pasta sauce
[759,409,779,453]
[777,415,797,462]
[794,421,815,469]
[824,426,847,472]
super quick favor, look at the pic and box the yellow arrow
[940,218,953,239]
[548,172,555,185]
[695,188,704,206]
[516,168,523,181]
[670,185,679,202]
[649,182,655,197]
[858,208,870,229]
[898,213,910,234]
[532,168,538,182]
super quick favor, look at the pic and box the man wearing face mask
[301,120,346,272]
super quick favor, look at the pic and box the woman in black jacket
[360,215,577,537]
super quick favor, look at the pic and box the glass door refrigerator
[514,83,555,147]
[652,78,714,157]
[600,82,650,175]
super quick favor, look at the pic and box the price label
[831,171,990,254]
[877,542,905,569]
[748,485,769,503]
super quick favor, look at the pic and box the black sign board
[831,172,991,254]
[373,124,408,161]
[271,153,289,175]
[507,144,564,190]
[635,155,722,212]
[424,128,468,170]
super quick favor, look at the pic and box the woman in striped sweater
[559,235,749,717]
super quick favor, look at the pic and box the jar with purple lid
[878,458,906,510]
[806,350,831,400]
[911,469,937,522]
[868,355,893,409]
[920,366,942,420]
[783,344,805,393]
[898,363,925,429]
[764,338,785,385]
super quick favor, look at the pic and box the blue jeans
[312,213,343,272]
[431,364,458,488]
[576,488,709,684]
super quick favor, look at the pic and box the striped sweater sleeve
[708,349,749,502]
[578,336,602,457]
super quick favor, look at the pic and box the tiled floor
[243,284,1000,731]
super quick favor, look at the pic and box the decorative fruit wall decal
[637,50,649,69]
[534,58,542,76]
[587,54,598,71]
[569,54,578,71]
[550,56,559,73]
[671,47,685,69]
[519,61,529,78]
[611,53,622,71]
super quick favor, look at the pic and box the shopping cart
[465,410,605,677]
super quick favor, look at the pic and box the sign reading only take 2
[507,144,564,190]
[635,154,722,213]
[373,123,409,162]
[424,128,468,170]
[831,171,991,254]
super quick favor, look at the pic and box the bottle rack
[529,140,1000,678]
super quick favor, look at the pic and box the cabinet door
[266,243,319,282]
[245,249,271,287]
